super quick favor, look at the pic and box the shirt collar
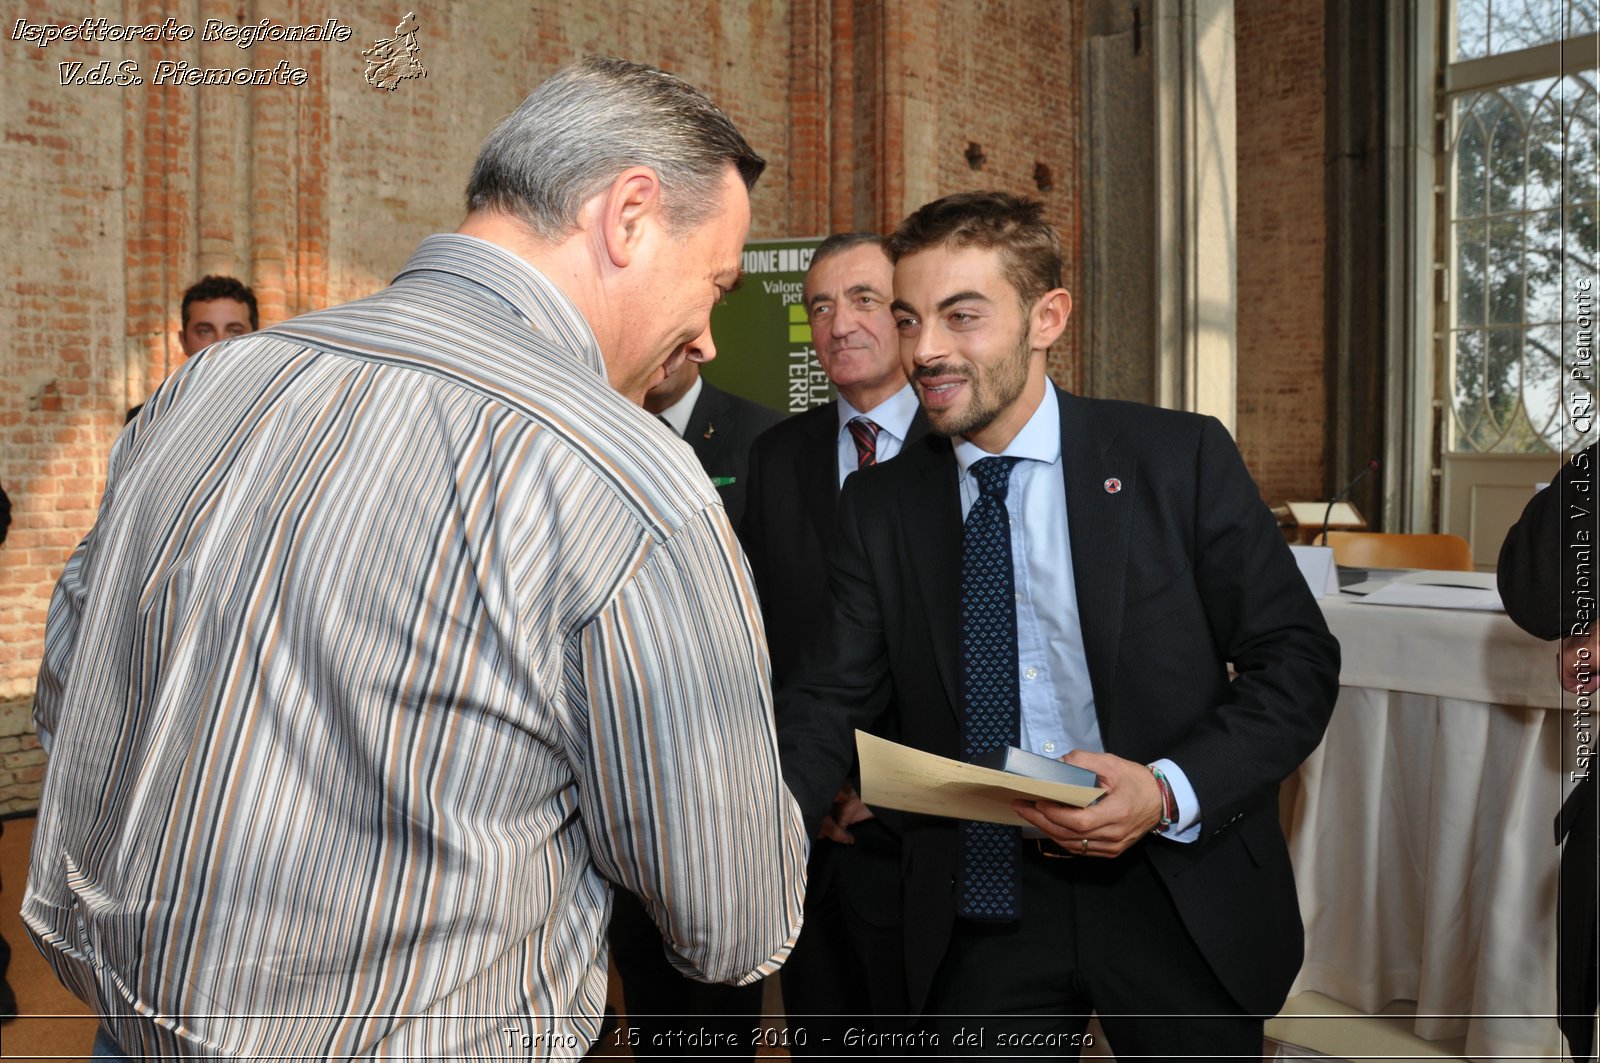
[837,382,920,439]
[393,233,606,379]
[952,384,1061,477]
[655,374,704,437]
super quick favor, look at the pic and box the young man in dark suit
[741,234,926,1048]
[776,192,1340,1058]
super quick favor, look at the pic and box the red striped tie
[848,417,881,469]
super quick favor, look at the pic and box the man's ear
[1029,288,1073,351]
[598,166,665,269]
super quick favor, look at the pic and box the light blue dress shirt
[952,387,1200,840]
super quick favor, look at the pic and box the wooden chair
[1322,531,1474,571]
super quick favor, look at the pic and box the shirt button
[1024,666,1038,680]
[1014,591,1023,603]
[1043,740,1057,754]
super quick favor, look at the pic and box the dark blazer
[681,379,784,530]
[1498,444,1597,640]
[776,386,1341,1017]
[743,400,930,685]
[741,396,927,1039]
[743,398,929,908]
[1498,444,1598,1062]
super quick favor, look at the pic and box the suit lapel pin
[703,422,717,440]
[1103,477,1122,494]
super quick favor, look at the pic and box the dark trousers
[1559,773,1599,1063]
[606,890,764,1060]
[781,835,910,1055]
[921,845,1262,1062]
[91,1027,128,1059]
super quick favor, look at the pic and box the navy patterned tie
[848,417,881,469]
[958,455,1024,920]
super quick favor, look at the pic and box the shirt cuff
[1151,757,1201,843]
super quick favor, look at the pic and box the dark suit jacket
[742,398,928,944]
[743,400,929,685]
[681,380,784,530]
[776,386,1341,1017]
[1498,444,1598,641]
[1497,444,1598,1060]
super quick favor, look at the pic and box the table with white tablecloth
[1285,592,1582,1060]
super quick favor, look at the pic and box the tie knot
[848,418,882,468]
[971,456,1020,499]
[849,417,881,443]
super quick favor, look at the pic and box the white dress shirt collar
[655,374,704,437]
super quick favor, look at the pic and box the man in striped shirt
[24,57,806,1060]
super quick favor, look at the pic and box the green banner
[705,236,831,414]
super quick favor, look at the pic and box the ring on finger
[1080,837,1089,854]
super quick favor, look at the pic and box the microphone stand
[1319,459,1379,546]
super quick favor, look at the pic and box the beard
[914,332,1033,440]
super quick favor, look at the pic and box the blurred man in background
[127,275,258,423]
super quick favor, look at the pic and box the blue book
[971,745,1100,790]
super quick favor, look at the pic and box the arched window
[1443,2,1597,453]
[1423,0,1597,558]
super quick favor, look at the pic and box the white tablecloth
[1285,594,1578,1060]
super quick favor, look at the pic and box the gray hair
[807,232,886,276]
[466,56,765,241]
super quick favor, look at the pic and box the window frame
[1399,1,1598,530]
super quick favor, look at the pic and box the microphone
[1319,459,1379,546]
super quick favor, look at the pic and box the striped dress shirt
[23,234,807,1059]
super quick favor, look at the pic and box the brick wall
[1234,0,1328,506]
[0,1,1089,812]
[925,0,1081,388]
[2,0,135,810]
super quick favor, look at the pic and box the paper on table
[1394,569,1498,590]
[856,730,1105,826]
[1341,567,1497,597]
[1354,581,1503,611]
[1288,544,1340,598]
